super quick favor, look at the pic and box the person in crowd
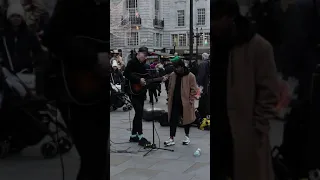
[196,52,210,118]
[164,59,174,95]
[0,3,43,73]
[124,47,154,147]
[111,60,123,85]
[189,59,198,76]
[0,0,48,32]
[111,49,124,71]
[42,0,109,179]
[164,56,198,146]
[148,60,158,103]
[156,61,165,96]
[210,0,280,179]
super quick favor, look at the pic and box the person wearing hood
[210,0,280,180]
[111,59,123,85]
[164,56,198,146]
[0,3,42,73]
[196,52,210,118]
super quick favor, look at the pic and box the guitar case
[143,108,166,122]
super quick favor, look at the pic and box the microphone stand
[143,69,173,157]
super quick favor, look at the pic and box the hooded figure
[164,56,198,146]
[111,59,123,84]
[0,2,42,73]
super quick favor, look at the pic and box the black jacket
[123,57,147,84]
[196,60,210,94]
[0,22,43,72]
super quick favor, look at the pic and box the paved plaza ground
[0,85,284,180]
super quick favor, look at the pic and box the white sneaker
[164,138,175,146]
[182,136,190,145]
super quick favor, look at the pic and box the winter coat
[167,71,197,125]
[196,59,210,94]
[211,16,280,180]
[213,34,279,180]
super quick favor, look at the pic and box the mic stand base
[143,144,174,157]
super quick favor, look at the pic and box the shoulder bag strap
[2,36,14,72]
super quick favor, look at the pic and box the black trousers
[165,80,169,94]
[211,120,234,179]
[58,102,108,180]
[148,88,157,102]
[170,102,190,137]
[130,95,145,135]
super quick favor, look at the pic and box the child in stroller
[0,67,73,159]
[110,61,132,111]
[110,82,132,111]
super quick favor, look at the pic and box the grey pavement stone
[111,168,161,180]
[148,171,195,180]
[148,159,196,173]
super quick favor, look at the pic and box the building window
[154,33,162,47]
[204,32,210,45]
[197,8,205,25]
[127,32,139,46]
[126,0,138,21]
[178,34,186,46]
[197,34,204,46]
[171,34,178,46]
[177,10,185,27]
[155,0,160,19]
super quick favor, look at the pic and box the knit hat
[169,56,180,63]
[7,3,25,20]
[170,56,184,67]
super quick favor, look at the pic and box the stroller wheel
[41,141,58,159]
[123,106,128,111]
[57,137,73,154]
[0,142,10,159]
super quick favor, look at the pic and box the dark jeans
[148,88,157,103]
[130,95,145,135]
[170,102,190,137]
[165,80,169,94]
[58,102,108,180]
[211,119,234,179]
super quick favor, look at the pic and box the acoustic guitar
[60,36,110,105]
[127,73,167,96]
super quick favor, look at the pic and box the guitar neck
[146,77,163,84]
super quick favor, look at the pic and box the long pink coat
[167,72,198,125]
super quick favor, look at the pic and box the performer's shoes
[138,137,151,147]
[129,135,139,143]
[164,138,175,146]
[182,136,190,145]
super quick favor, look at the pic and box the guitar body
[63,65,108,104]
[127,73,166,96]
[59,36,110,105]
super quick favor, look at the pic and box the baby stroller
[0,67,73,159]
[110,82,132,111]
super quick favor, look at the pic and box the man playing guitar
[124,46,167,147]
[42,0,109,179]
